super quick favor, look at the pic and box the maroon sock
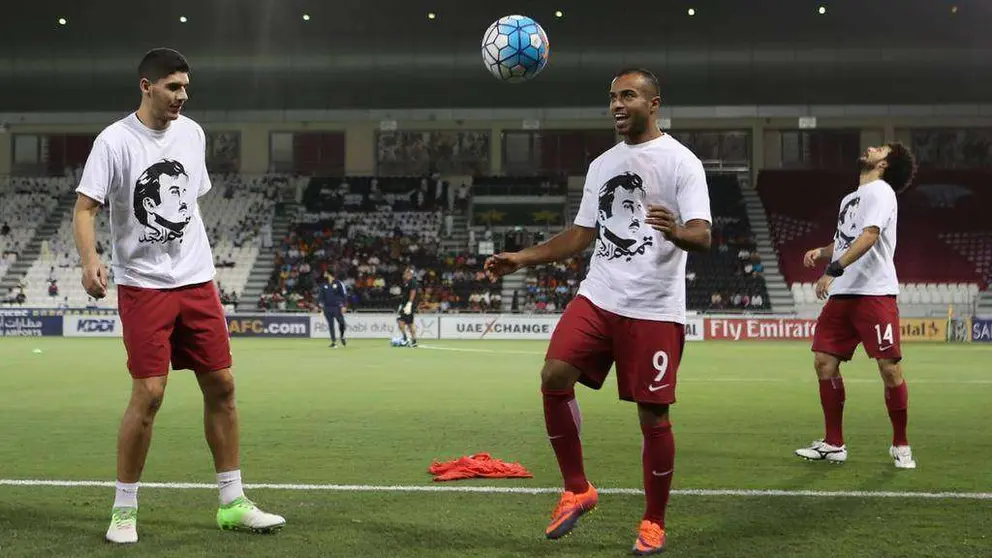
[819,378,846,446]
[542,387,588,494]
[641,421,674,528]
[885,381,909,446]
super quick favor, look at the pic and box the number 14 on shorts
[874,323,894,351]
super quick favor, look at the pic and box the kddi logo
[77,318,115,333]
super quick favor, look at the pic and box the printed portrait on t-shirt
[133,159,192,244]
[595,171,653,262]
[834,195,861,251]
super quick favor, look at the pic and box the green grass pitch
[0,337,990,557]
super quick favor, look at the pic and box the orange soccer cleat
[632,520,667,556]
[544,483,598,539]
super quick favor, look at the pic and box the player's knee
[637,403,670,427]
[540,360,580,391]
[199,369,236,408]
[813,352,841,379]
[131,380,166,417]
[877,359,902,386]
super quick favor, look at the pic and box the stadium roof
[2,0,991,111]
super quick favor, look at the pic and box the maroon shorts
[545,295,685,404]
[812,295,902,361]
[117,281,232,379]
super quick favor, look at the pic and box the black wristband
[825,261,845,277]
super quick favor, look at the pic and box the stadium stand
[260,212,501,312]
[689,174,771,311]
[302,175,459,213]
[516,258,585,313]
[0,176,76,304]
[759,169,989,313]
[470,175,567,196]
[255,174,498,312]
[14,174,280,307]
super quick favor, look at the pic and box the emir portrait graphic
[595,171,654,261]
[133,159,192,244]
[834,196,861,251]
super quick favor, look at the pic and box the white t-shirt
[574,133,712,324]
[828,179,899,296]
[76,113,215,289]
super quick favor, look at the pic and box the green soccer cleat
[216,497,286,533]
[105,506,138,544]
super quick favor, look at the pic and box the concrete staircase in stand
[240,201,296,304]
[740,186,795,313]
[0,191,76,290]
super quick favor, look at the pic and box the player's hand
[815,275,834,300]
[484,252,524,281]
[81,262,108,299]
[645,204,678,239]
[403,301,413,315]
[804,248,824,269]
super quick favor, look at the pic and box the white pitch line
[418,344,545,356]
[0,479,989,500]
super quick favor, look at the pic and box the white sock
[114,481,139,509]
[217,469,245,506]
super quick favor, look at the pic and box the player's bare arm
[804,244,834,268]
[485,225,596,279]
[834,226,880,269]
[72,193,109,299]
[645,205,711,252]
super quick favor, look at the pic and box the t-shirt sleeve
[196,125,213,197]
[75,136,116,205]
[859,184,896,231]
[573,159,600,228]
[676,155,712,224]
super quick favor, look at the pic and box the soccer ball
[390,337,407,347]
[481,15,550,83]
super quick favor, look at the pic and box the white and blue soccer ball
[390,336,407,347]
[481,15,550,83]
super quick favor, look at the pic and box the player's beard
[623,111,648,138]
[858,157,877,174]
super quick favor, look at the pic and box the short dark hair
[612,67,660,98]
[598,172,645,218]
[882,142,918,193]
[138,48,190,83]
[133,159,188,226]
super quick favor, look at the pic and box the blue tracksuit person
[318,273,348,347]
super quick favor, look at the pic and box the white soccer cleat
[795,439,848,463]
[217,497,286,533]
[105,507,138,544]
[890,445,917,469]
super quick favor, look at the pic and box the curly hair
[882,142,918,193]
